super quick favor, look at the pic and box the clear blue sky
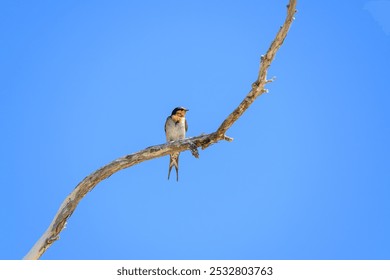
[1,0,389,260]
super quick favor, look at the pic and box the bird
[164,106,189,181]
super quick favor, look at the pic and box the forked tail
[168,152,180,181]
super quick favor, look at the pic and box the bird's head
[171,107,189,118]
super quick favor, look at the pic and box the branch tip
[266,76,276,84]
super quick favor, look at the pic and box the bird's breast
[165,118,186,142]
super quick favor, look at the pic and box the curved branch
[23,0,297,260]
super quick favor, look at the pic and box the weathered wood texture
[24,0,297,260]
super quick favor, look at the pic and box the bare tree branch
[23,0,297,260]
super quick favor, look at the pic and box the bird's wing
[164,116,171,133]
[185,118,188,132]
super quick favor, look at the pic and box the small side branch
[23,0,297,260]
